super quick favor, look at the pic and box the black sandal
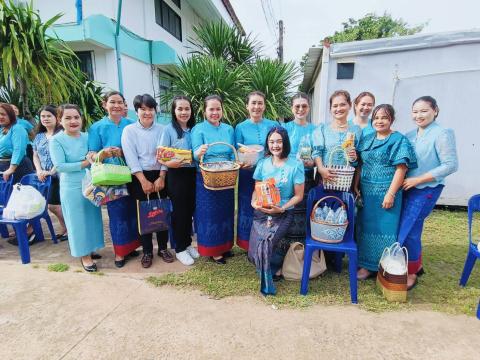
[210,256,226,265]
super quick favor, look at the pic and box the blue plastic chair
[0,176,14,238]
[459,194,480,286]
[19,174,57,244]
[477,300,480,320]
[300,186,358,304]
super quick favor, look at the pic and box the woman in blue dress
[248,127,304,295]
[32,105,67,241]
[349,91,375,137]
[50,104,104,272]
[235,91,277,251]
[312,90,362,184]
[87,91,140,268]
[0,103,33,183]
[281,92,316,249]
[191,95,235,264]
[355,104,417,280]
[399,96,458,290]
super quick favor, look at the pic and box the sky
[229,0,480,64]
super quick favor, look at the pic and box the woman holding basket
[235,91,277,251]
[88,91,140,268]
[191,95,236,264]
[312,90,362,186]
[355,104,417,280]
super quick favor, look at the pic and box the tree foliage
[169,22,298,125]
[0,0,104,124]
[300,13,425,71]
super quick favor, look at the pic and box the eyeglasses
[293,104,309,109]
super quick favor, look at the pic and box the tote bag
[136,195,171,235]
[282,242,326,281]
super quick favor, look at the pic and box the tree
[300,13,425,71]
[0,0,105,124]
[0,0,104,121]
[168,21,298,125]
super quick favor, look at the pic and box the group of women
[0,87,457,295]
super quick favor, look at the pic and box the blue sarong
[106,196,140,256]
[237,168,255,250]
[398,185,443,274]
[194,172,234,256]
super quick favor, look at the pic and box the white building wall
[314,42,480,205]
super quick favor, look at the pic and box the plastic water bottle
[325,209,335,223]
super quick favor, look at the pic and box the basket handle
[327,145,349,167]
[199,141,239,165]
[310,195,346,220]
[95,149,127,166]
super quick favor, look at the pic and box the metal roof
[330,28,480,57]
[300,28,480,90]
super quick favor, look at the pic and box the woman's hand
[403,177,421,191]
[162,159,184,169]
[318,166,336,182]
[382,192,395,209]
[36,170,48,182]
[195,144,208,158]
[153,176,165,192]
[353,186,361,200]
[2,168,14,182]
[302,159,314,168]
[111,147,123,158]
[258,205,285,214]
[140,179,154,195]
[347,149,357,162]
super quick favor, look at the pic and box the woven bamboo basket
[323,146,355,192]
[199,142,240,191]
[310,195,348,243]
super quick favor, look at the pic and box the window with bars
[75,51,94,80]
[158,71,173,113]
[155,0,182,41]
[171,0,181,8]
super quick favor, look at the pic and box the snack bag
[157,146,192,164]
[341,132,355,150]
[255,178,281,208]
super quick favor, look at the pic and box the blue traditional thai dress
[356,131,417,271]
[0,123,33,182]
[398,122,458,274]
[248,156,305,295]
[50,131,104,257]
[348,118,375,137]
[234,118,277,250]
[88,116,140,257]
[312,123,362,167]
[191,120,235,257]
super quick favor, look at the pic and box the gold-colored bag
[282,242,326,281]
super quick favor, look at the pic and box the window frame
[155,0,182,41]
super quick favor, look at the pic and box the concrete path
[0,261,479,360]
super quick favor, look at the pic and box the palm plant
[171,21,298,126]
[247,59,299,120]
[189,22,260,65]
[0,0,82,118]
[169,56,248,125]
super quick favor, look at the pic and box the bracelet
[387,191,396,198]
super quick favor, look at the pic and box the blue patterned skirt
[106,196,141,256]
[237,168,255,250]
[398,185,443,274]
[194,172,234,256]
[357,179,403,271]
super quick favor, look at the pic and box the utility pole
[278,20,284,63]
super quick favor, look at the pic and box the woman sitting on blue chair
[248,126,304,296]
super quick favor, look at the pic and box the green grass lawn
[147,209,480,316]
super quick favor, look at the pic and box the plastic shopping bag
[82,169,129,207]
[3,183,46,219]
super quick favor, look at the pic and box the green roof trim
[48,15,178,65]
